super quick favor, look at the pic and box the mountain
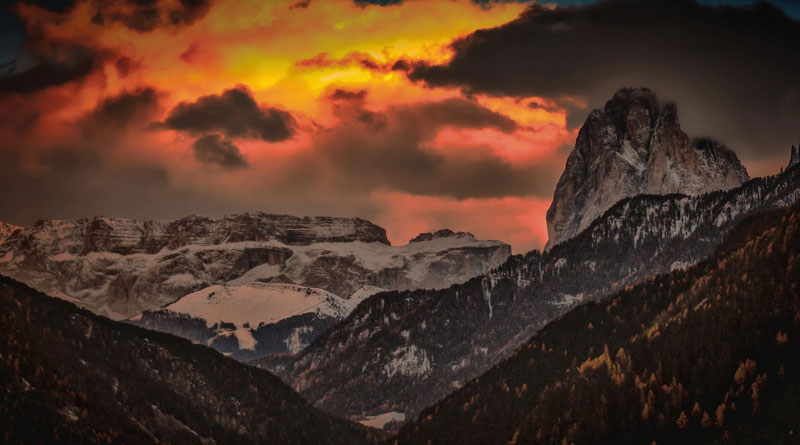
[270,166,800,427]
[125,228,508,360]
[0,275,381,444]
[129,282,366,361]
[790,144,799,169]
[545,87,749,249]
[393,202,800,445]
[0,212,509,321]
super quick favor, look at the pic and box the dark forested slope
[395,203,800,444]
[0,276,380,444]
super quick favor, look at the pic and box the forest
[395,203,800,444]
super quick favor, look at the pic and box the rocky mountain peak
[790,144,799,169]
[545,87,749,250]
[408,228,475,243]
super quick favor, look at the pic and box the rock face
[545,87,749,249]
[274,166,800,428]
[790,144,799,169]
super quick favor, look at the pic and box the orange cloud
[2,0,579,252]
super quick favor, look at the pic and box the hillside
[0,276,380,444]
[275,166,800,424]
[394,203,800,444]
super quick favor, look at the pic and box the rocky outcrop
[545,87,749,249]
[408,229,469,243]
[790,144,799,169]
[0,213,510,322]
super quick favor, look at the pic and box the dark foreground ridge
[0,276,381,444]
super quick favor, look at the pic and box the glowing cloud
[1,0,579,252]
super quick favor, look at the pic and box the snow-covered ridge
[0,212,510,320]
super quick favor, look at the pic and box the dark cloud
[296,52,387,72]
[92,0,212,32]
[328,88,368,102]
[164,86,295,142]
[353,0,528,6]
[0,46,96,95]
[407,0,800,162]
[311,97,559,199]
[82,87,159,131]
[354,0,402,7]
[192,134,248,169]
[400,98,519,134]
[0,147,212,226]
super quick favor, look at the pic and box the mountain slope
[394,202,800,445]
[0,275,380,444]
[275,166,800,426]
[545,87,749,249]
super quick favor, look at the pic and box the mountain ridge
[273,165,799,426]
[0,212,509,320]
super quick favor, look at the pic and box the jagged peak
[790,144,799,169]
[0,221,21,242]
[604,86,659,115]
[409,229,475,243]
[545,87,750,250]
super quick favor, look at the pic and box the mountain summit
[545,87,749,249]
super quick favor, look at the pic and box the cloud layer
[407,0,800,166]
[1,0,795,253]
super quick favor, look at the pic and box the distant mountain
[0,213,509,359]
[545,87,749,249]
[271,165,800,427]
[0,275,381,444]
[393,202,800,445]
[126,228,508,360]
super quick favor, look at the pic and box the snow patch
[232,328,257,351]
[165,282,349,328]
[358,412,405,429]
[284,326,313,353]
[163,273,203,287]
[383,345,432,378]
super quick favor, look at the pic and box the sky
[0,0,798,253]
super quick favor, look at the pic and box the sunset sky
[1,0,799,252]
